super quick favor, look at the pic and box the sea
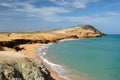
[36,35,120,80]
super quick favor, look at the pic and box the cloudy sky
[0,0,120,34]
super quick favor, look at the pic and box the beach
[0,43,62,80]
[19,43,63,80]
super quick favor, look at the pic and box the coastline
[0,25,103,80]
[35,39,85,80]
[35,43,67,80]
[35,39,90,80]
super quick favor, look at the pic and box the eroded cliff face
[0,25,103,51]
[0,51,54,80]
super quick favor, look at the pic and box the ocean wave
[36,43,53,56]
[40,56,70,80]
[58,38,77,42]
[36,43,71,80]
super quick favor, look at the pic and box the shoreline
[35,39,79,80]
[0,25,103,80]
[35,43,67,80]
[23,43,63,80]
[35,39,90,80]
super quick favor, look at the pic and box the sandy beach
[1,43,62,80]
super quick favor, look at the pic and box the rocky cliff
[0,25,103,51]
[0,51,54,80]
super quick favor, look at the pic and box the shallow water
[37,35,120,80]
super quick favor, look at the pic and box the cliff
[0,25,103,51]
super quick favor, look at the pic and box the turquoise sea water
[37,35,120,80]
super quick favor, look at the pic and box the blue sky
[0,0,120,34]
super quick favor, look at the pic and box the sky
[0,0,120,34]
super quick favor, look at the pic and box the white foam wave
[43,52,46,55]
[41,56,71,80]
[59,38,77,42]
[36,43,53,56]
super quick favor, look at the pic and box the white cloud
[15,5,70,21]
[106,11,120,16]
[49,0,99,8]
[0,0,70,16]
[0,0,104,23]
[65,16,105,23]
[34,13,105,23]
[36,7,70,16]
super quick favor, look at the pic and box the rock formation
[0,51,54,80]
[0,25,103,51]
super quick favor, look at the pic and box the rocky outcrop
[50,25,103,38]
[0,51,54,80]
[0,39,50,51]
